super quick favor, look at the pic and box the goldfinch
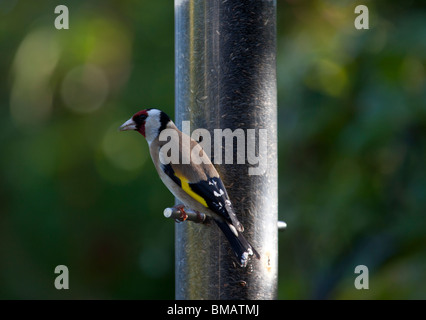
[119,108,259,267]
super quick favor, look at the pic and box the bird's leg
[164,205,207,224]
[174,204,188,222]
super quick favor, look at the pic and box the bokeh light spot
[61,64,109,114]
[10,28,60,129]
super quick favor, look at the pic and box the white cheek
[144,109,162,143]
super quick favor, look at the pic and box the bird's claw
[174,204,188,223]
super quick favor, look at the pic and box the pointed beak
[119,118,137,131]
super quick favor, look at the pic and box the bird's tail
[215,219,260,267]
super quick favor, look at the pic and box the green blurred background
[0,0,425,299]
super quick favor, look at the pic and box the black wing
[189,176,244,232]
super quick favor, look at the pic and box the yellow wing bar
[176,173,208,208]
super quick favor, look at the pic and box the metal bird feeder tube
[174,0,278,299]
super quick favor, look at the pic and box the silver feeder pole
[174,0,278,299]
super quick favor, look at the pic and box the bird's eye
[133,113,148,127]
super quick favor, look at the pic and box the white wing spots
[241,252,249,267]
[209,179,218,186]
[228,224,238,237]
[213,189,224,197]
[211,201,224,213]
[240,249,254,267]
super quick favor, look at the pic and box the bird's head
[119,108,171,144]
